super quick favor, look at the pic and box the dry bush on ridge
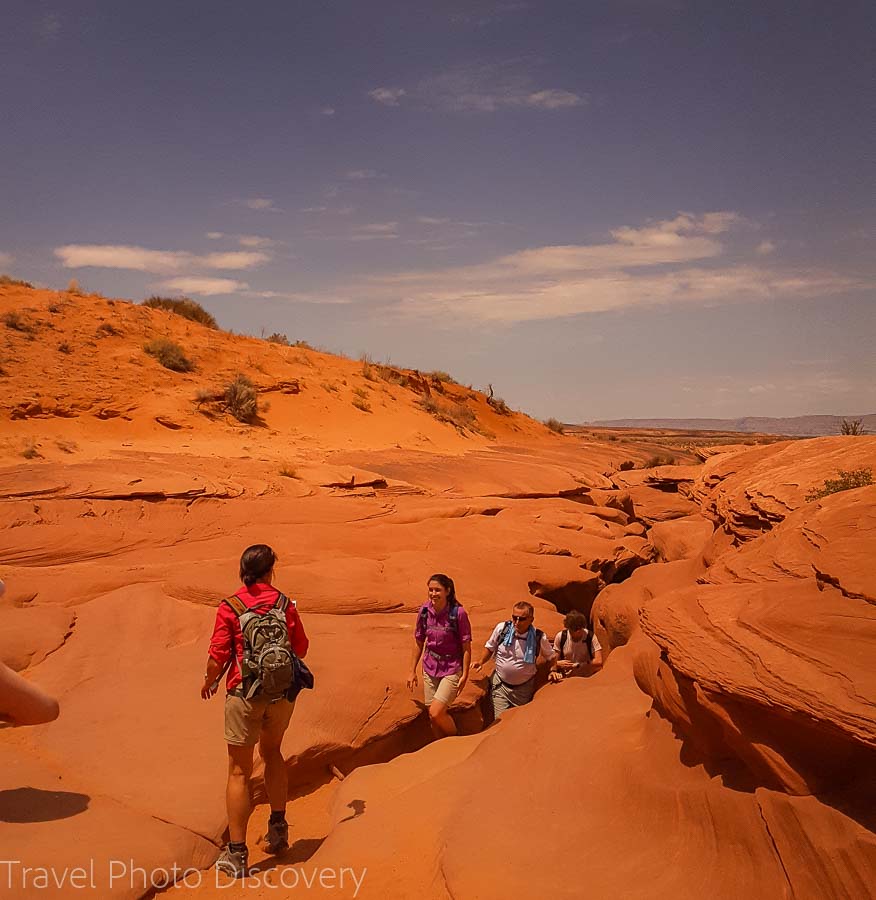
[278,465,297,478]
[841,418,865,435]
[266,332,291,345]
[806,467,872,502]
[0,274,34,288]
[96,321,122,337]
[544,417,565,434]
[418,396,478,431]
[352,397,372,413]
[144,338,194,373]
[225,374,259,422]
[142,296,218,329]
[3,311,34,333]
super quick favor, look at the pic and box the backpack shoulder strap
[274,592,290,612]
[559,629,568,658]
[449,602,459,632]
[223,595,247,618]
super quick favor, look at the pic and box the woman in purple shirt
[406,573,472,738]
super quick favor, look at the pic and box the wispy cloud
[237,234,277,248]
[369,62,585,113]
[320,106,336,116]
[36,12,62,43]
[247,289,351,305]
[350,222,399,241]
[206,232,225,240]
[368,87,406,106]
[244,197,281,212]
[450,2,529,26]
[317,212,857,323]
[156,277,248,296]
[344,169,384,180]
[0,252,14,269]
[756,240,776,255]
[55,244,270,273]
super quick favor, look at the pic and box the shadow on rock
[0,787,90,823]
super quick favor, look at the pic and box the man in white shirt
[473,601,555,718]
[548,611,603,683]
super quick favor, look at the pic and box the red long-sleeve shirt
[208,582,309,692]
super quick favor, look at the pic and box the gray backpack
[224,593,295,699]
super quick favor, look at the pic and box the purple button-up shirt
[415,601,472,678]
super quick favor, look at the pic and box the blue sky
[2,0,873,420]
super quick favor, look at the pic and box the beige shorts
[224,693,295,747]
[423,671,461,707]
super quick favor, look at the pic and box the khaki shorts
[224,693,295,747]
[423,671,461,707]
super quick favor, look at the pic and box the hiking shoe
[215,845,248,878]
[263,819,289,854]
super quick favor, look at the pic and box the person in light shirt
[548,611,603,683]
[0,578,60,727]
[472,601,555,717]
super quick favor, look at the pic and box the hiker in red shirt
[200,545,309,879]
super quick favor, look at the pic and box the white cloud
[379,63,586,113]
[321,107,336,116]
[37,12,62,42]
[54,244,269,273]
[368,87,406,106]
[350,222,399,241]
[237,235,276,248]
[247,290,351,305]
[313,212,856,323]
[206,232,225,240]
[0,252,14,269]
[756,240,776,255]
[156,277,247,296]
[345,169,384,180]
[416,216,452,225]
[524,89,583,109]
[300,206,328,213]
[56,245,189,273]
[202,251,269,269]
[245,197,280,211]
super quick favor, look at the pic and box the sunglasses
[511,614,531,623]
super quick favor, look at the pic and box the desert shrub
[352,397,372,413]
[56,439,78,454]
[3,311,33,332]
[376,364,405,385]
[321,381,340,393]
[225,374,259,422]
[291,352,315,368]
[805,467,873,502]
[428,370,457,385]
[619,460,635,471]
[544,417,565,434]
[21,441,41,460]
[144,338,193,372]
[361,357,377,381]
[48,303,62,314]
[418,397,477,431]
[97,321,121,337]
[487,396,511,415]
[57,342,71,354]
[0,274,34,288]
[279,465,297,478]
[266,332,290,345]
[644,455,676,468]
[66,279,82,294]
[293,339,313,349]
[352,386,370,400]
[841,418,865,435]
[142,296,218,329]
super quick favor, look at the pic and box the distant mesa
[589,414,876,437]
